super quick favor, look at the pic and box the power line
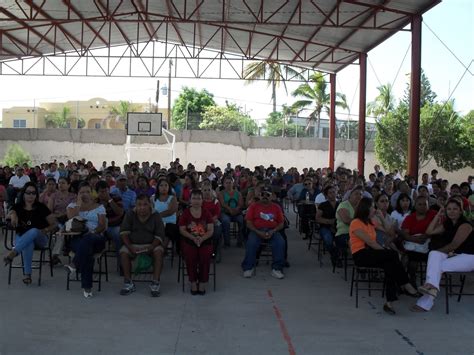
[391,43,411,89]
[423,22,474,76]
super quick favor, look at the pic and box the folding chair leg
[355,269,360,308]
[38,250,44,286]
[457,275,466,303]
[445,274,450,314]
[350,267,355,296]
[49,249,54,277]
[213,257,216,292]
[98,256,102,292]
[104,253,109,282]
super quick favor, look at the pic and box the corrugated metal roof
[0,0,440,74]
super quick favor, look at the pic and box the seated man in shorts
[119,194,166,297]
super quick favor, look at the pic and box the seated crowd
[1,160,473,315]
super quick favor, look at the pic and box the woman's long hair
[354,197,373,225]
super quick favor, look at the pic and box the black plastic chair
[444,272,473,314]
[350,266,386,308]
[7,230,54,286]
[66,250,109,291]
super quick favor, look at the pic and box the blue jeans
[106,226,121,255]
[220,213,243,245]
[14,228,48,275]
[70,233,106,289]
[319,227,336,255]
[241,230,285,271]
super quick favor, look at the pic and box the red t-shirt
[246,202,284,230]
[401,209,437,235]
[202,199,221,220]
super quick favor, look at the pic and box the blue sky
[0,0,472,124]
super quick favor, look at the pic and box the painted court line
[267,289,296,355]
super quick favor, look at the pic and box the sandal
[22,276,32,285]
[418,285,439,298]
[383,303,396,315]
[3,251,17,266]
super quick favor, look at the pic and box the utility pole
[167,59,173,128]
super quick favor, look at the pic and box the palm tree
[281,104,298,137]
[45,107,74,128]
[110,100,137,124]
[367,83,395,118]
[244,61,303,113]
[291,72,348,137]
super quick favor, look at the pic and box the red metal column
[358,53,367,176]
[329,73,336,170]
[408,15,422,181]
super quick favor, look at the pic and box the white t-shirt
[315,192,327,205]
[390,210,410,229]
[9,175,31,189]
[44,170,60,182]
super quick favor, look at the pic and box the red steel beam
[131,0,156,40]
[0,7,63,52]
[329,73,336,170]
[408,15,422,181]
[61,0,108,46]
[314,0,392,70]
[358,52,367,176]
[24,0,83,49]
[2,31,43,56]
[290,1,341,64]
[341,0,413,17]
[267,1,300,60]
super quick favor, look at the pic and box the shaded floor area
[1,211,473,355]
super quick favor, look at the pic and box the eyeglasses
[304,183,311,186]
[24,191,36,196]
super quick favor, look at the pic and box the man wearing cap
[110,174,136,212]
[7,167,30,207]
[242,186,286,279]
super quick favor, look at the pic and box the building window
[95,123,101,129]
[322,127,330,138]
[13,119,27,128]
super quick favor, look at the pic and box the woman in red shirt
[202,183,222,262]
[401,195,437,286]
[179,189,214,295]
[350,197,418,315]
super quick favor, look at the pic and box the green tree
[263,111,301,137]
[375,101,473,173]
[2,144,31,166]
[199,103,258,135]
[243,61,303,113]
[367,83,395,118]
[172,87,216,129]
[45,107,74,128]
[110,101,138,124]
[403,69,437,107]
[291,72,348,137]
[281,104,299,137]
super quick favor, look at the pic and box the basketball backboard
[127,112,162,136]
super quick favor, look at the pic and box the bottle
[305,191,310,202]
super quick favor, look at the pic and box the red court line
[267,289,297,355]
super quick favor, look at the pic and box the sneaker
[64,264,76,274]
[83,289,93,298]
[243,268,255,278]
[120,282,136,296]
[149,282,161,297]
[271,269,285,279]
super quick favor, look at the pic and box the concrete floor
[1,212,473,355]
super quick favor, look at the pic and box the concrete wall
[0,128,470,182]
